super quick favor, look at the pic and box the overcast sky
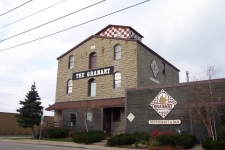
[0,0,225,116]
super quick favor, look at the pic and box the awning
[46,97,125,111]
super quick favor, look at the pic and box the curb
[0,139,201,150]
[0,139,140,150]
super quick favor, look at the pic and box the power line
[0,0,106,42]
[0,0,34,17]
[0,0,150,52]
[0,0,66,29]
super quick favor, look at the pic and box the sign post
[39,115,44,144]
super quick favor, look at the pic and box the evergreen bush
[218,108,225,142]
[72,130,105,144]
[156,134,196,148]
[202,137,225,150]
[132,132,150,141]
[175,134,196,148]
[107,133,136,146]
[47,128,68,138]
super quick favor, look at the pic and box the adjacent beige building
[0,112,53,135]
[46,25,179,136]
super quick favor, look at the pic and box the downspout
[125,89,128,133]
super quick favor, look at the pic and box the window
[113,107,120,122]
[114,44,121,60]
[89,52,97,69]
[162,62,165,75]
[70,113,76,126]
[86,112,93,126]
[88,78,96,96]
[68,55,74,69]
[67,79,72,93]
[114,72,121,88]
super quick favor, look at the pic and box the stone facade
[56,37,138,102]
[111,108,125,135]
[54,110,62,122]
[55,37,180,103]
[49,25,180,136]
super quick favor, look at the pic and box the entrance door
[103,108,111,137]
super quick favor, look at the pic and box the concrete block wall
[56,37,138,102]
[126,80,225,141]
[63,108,101,132]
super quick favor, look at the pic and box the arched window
[114,44,121,60]
[89,52,97,69]
[114,72,121,88]
[88,78,96,96]
[68,55,74,69]
[67,79,72,93]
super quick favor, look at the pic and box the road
[0,142,92,150]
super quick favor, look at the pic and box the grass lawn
[38,138,73,142]
[9,137,73,142]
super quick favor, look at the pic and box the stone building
[46,25,180,136]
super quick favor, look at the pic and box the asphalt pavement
[0,137,202,150]
[0,142,90,150]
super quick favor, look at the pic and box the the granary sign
[150,89,177,118]
[72,66,114,80]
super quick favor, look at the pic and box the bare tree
[80,101,97,132]
[187,65,225,141]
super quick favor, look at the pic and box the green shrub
[47,128,68,138]
[107,133,136,146]
[202,137,225,150]
[175,134,196,148]
[156,134,196,149]
[132,132,150,141]
[73,130,105,144]
[213,141,225,150]
[202,137,214,150]
[217,125,225,142]
[156,134,176,146]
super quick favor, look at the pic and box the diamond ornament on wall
[127,113,135,122]
[151,59,159,78]
[150,89,177,118]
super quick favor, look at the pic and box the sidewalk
[0,138,202,150]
